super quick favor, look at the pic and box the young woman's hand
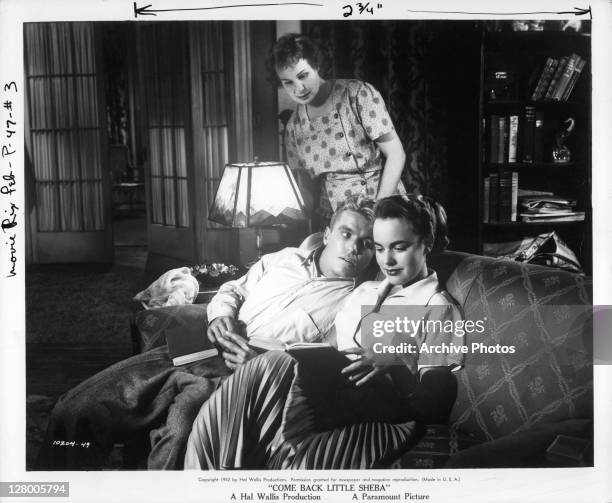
[215,331,258,370]
[339,347,392,386]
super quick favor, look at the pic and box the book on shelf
[483,171,518,223]
[544,56,569,101]
[498,170,519,222]
[530,54,586,102]
[518,193,582,223]
[489,112,536,165]
[499,116,508,163]
[552,53,581,101]
[508,115,519,163]
[511,171,519,221]
[489,115,500,163]
[166,325,218,366]
[534,111,545,162]
[531,57,558,101]
[561,58,586,101]
[519,196,577,212]
[483,176,490,223]
[498,171,512,222]
[521,106,536,163]
[489,172,499,222]
[517,188,554,198]
[520,211,585,223]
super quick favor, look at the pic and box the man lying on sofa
[36,196,376,470]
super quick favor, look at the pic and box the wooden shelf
[483,220,584,229]
[485,162,577,169]
[486,100,582,108]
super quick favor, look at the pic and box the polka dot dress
[285,79,406,217]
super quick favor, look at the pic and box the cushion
[134,304,208,353]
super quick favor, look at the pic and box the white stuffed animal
[134,267,200,309]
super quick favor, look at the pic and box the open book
[247,336,351,372]
[247,336,331,352]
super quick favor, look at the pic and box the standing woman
[270,33,407,222]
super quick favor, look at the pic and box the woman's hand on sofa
[216,331,258,370]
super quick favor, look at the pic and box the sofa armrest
[444,419,592,468]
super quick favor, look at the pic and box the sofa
[134,250,593,469]
[393,251,593,468]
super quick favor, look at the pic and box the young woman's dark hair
[265,33,331,86]
[374,195,449,255]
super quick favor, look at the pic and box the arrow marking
[406,6,591,19]
[134,1,323,17]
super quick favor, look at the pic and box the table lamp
[208,160,308,259]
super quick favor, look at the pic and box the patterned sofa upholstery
[395,251,593,468]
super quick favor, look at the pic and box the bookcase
[477,29,591,273]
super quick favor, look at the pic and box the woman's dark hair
[374,195,450,255]
[265,33,331,86]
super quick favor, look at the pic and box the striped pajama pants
[184,351,422,470]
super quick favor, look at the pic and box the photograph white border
[1,0,611,501]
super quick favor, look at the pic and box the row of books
[488,108,545,164]
[483,177,585,224]
[483,171,519,223]
[530,53,586,102]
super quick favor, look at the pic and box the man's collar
[304,245,356,286]
[300,245,319,265]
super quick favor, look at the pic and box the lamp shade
[208,161,307,228]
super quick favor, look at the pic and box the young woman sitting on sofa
[184,194,465,469]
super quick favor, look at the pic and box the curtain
[198,23,231,229]
[142,24,191,228]
[25,23,104,231]
[303,20,456,203]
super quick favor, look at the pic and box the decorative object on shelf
[512,20,545,32]
[511,20,545,32]
[561,20,583,33]
[190,262,242,288]
[552,117,575,163]
[208,159,308,259]
[511,20,530,32]
[485,70,518,101]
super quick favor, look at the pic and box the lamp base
[255,227,264,260]
[236,228,285,266]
